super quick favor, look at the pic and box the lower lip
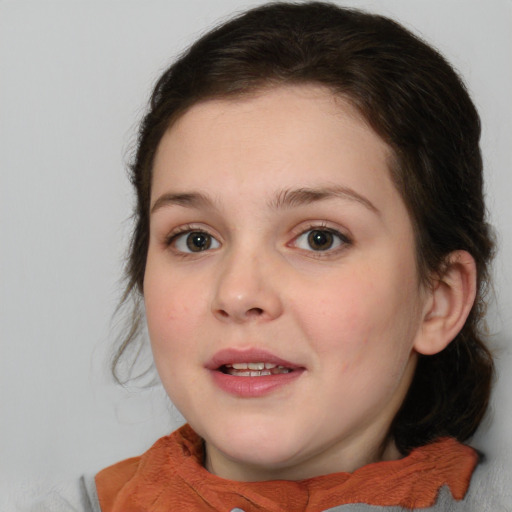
[210,369,304,397]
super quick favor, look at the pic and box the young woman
[30,2,499,511]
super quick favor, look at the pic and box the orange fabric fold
[95,424,477,512]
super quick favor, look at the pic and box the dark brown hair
[114,1,494,454]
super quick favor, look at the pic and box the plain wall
[1,0,511,504]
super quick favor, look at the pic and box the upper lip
[205,348,302,370]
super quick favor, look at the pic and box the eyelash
[165,223,352,256]
[290,224,352,255]
[165,224,220,255]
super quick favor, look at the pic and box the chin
[199,414,308,468]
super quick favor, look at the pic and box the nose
[211,248,284,323]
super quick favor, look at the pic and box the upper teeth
[226,362,279,370]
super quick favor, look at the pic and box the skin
[144,85,436,482]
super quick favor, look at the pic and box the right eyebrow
[150,192,215,214]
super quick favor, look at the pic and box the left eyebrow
[269,186,380,215]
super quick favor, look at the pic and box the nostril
[214,307,264,321]
[246,307,264,317]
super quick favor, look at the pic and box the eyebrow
[269,186,379,214]
[151,192,214,213]
[150,186,379,215]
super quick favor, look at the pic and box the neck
[204,432,402,482]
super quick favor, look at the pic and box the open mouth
[219,362,293,377]
[208,350,303,396]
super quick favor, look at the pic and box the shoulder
[94,424,201,511]
[94,456,141,512]
[320,456,512,512]
[417,446,512,512]
[459,454,512,512]
[16,475,101,512]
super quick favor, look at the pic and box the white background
[1,0,511,504]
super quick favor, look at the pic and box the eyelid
[289,222,352,253]
[162,221,351,256]
[165,224,222,253]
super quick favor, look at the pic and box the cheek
[144,267,206,358]
[293,264,420,363]
[144,273,208,404]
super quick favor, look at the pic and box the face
[144,86,431,481]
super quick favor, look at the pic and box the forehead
[151,85,402,219]
[165,85,374,150]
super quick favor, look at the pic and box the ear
[414,250,477,356]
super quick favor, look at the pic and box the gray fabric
[79,476,101,512]
[322,487,469,512]
[22,475,100,512]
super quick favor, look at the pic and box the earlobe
[414,250,477,356]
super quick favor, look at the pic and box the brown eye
[173,230,220,253]
[294,228,348,252]
[307,230,334,251]
[186,232,212,252]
